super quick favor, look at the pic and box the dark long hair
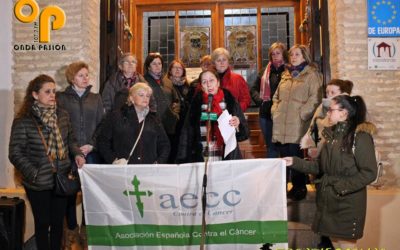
[143,52,163,74]
[332,95,367,152]
[16,74,55,118]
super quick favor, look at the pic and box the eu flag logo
[368,0,400,37]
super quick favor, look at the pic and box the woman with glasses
[177,69,249,163]
[271,44,323,201]
[284,95,377,250]
[101,53,147,113]
[162,59,191,163]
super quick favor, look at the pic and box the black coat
[57,85,104,146]
[96,104,170,164]
[177,89,249,163]
[144,73,179,135]
[9,109,82,190]
[250,64,285,119]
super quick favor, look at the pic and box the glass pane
[224,8,258,70]
[179,10,212,67]
[143,11,175,70]
[261,7,295,66]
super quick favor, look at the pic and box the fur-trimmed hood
[356,121,377,136]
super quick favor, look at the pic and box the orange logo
[14,0,66,43]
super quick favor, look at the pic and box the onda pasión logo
[13,0,66,51]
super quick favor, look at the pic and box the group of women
[8,43,377,250]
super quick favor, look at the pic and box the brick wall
[12,0,100,112]
[329,0,400,187]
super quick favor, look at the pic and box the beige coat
[271,65,322,144]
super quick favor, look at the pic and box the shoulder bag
[32,116,80,196]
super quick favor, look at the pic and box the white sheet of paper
[217,110,237,157]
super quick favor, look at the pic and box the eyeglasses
[327,108,343,113]
[123,61,137,65]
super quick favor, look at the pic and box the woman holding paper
[177,68,249,163]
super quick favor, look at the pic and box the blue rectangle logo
[368,0,400,37]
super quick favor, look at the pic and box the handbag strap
[126,118,145,162]
[32,116,57,172]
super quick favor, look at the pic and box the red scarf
[202,88,225,148]
[260,61,284,101]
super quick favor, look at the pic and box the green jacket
[291,122,377,239]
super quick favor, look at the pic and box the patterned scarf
[32,102,66,160]
[170,76,186,86]
[124,72,138,88]
[287,61,308,78]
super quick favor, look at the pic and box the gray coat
[57,85,104,146]
[102,71,146,113]
[291,122,377,239]
[9,109,82,191]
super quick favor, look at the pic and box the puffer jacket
[9,109,82,191]
[271,65,322,144]
[57,85,104,146]
[291,122,378,239]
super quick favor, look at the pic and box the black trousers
[25,187,67,250]
[274,142,307,189]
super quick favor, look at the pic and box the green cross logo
[123,175,152,217]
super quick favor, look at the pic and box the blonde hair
[128,82,153,97]
[211,47,231,62]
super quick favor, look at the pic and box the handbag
[113,119,145,165]
[53,169,80,196]
[32,116,80,196]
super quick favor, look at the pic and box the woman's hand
[80,144,93,156]
[75,155,86,168]
[229,116,240,129]
[283,157,293,166]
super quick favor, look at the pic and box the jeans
[259,117,279,158]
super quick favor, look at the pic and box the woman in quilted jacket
[9,74,85,250]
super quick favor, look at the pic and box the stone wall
[328,0,400,187]
[12,0,100,112]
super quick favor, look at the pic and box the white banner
[79,159,288,249]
